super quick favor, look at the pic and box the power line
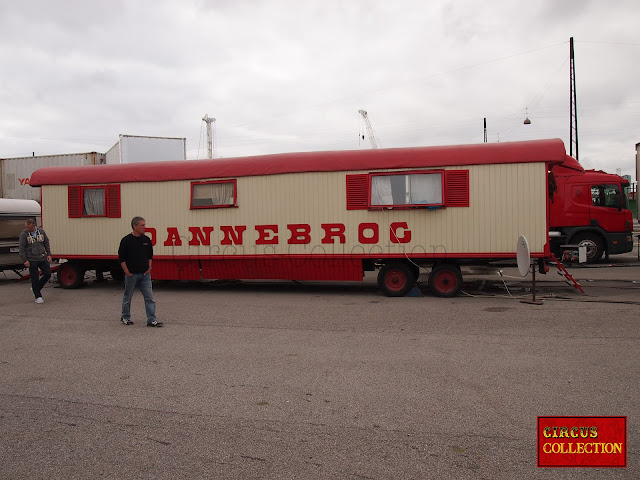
[526,57,569,111]
[229,41,568,130]
[577,41,640,46]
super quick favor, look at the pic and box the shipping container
[30,139,568,296]
[105,135,186,164]
[0,152,104,201]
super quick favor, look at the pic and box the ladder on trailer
[549,253,584,293]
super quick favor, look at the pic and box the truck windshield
[621,188,629,209]
[591,184,622,209]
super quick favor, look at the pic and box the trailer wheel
[571,233,604,263]
[429,264,463,297]
[110,268,125,282]
[377,263,416,297]
[58,262,85,289]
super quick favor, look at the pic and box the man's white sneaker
[35,297,44,304]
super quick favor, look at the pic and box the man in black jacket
[19,219,52,304]
[118,216,163,327]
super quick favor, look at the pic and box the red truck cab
[549,156,634,262]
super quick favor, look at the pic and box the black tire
[429,264,463,297]
[57,262,85,289]
[571,233,604,263]
[377,263,416,297]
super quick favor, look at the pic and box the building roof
[30,138,570,186]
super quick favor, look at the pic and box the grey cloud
[1,0,639,178]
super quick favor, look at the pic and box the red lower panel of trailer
[152,257,364,281]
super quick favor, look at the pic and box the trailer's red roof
[30,138,568,186]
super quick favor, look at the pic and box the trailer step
[550,253,584,293]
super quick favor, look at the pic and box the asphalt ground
[0,253,638,479]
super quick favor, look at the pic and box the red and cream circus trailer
[29,138,568,296]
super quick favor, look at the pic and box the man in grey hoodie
[19,219,52,304]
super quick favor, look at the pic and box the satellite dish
[516,235,530,277]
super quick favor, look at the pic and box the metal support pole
[569,37,579,161]
[521,262,544,305]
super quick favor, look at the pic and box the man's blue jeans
[29,260,51,298]
[121,273,156,323]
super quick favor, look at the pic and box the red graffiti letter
[145,227,157,246]
[358,223,379,244]
[188,226,214,246]
[390,222,411,244]
[255,225,278,245]
[220,225,246,245]
[321,223,346,244]
[164,227,183,246]
[287,224,311,244]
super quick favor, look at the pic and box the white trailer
[105,135,187,164]
[0,198,41,270]
[0,152,104,201]
[30,139,567,296]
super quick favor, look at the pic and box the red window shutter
[68,186,82,218]
[445,170,469,207]
[106,184,121,218]
[346,174,368,210]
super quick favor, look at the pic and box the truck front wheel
[429,264,463,297]
[58,262,85,289]
[377,263,416,297]
[571,233,604,263]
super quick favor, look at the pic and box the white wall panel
[41,162,548,258]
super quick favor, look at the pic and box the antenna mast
[202,114,216,158]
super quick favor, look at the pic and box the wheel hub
[385,270,407,291]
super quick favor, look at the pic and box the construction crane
[358,109,378,149]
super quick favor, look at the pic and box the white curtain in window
[193,183,234,205]
[371,176,394,205]
[409,174,442,204]
[83,188,105,215]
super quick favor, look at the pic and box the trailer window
[82,187,106,216]
[68,185,120,218]
[371,172,443,207]
[191,180,236,209]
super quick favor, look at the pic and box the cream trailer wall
[41,162,548,259]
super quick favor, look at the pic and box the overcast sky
[2,0,639,179]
